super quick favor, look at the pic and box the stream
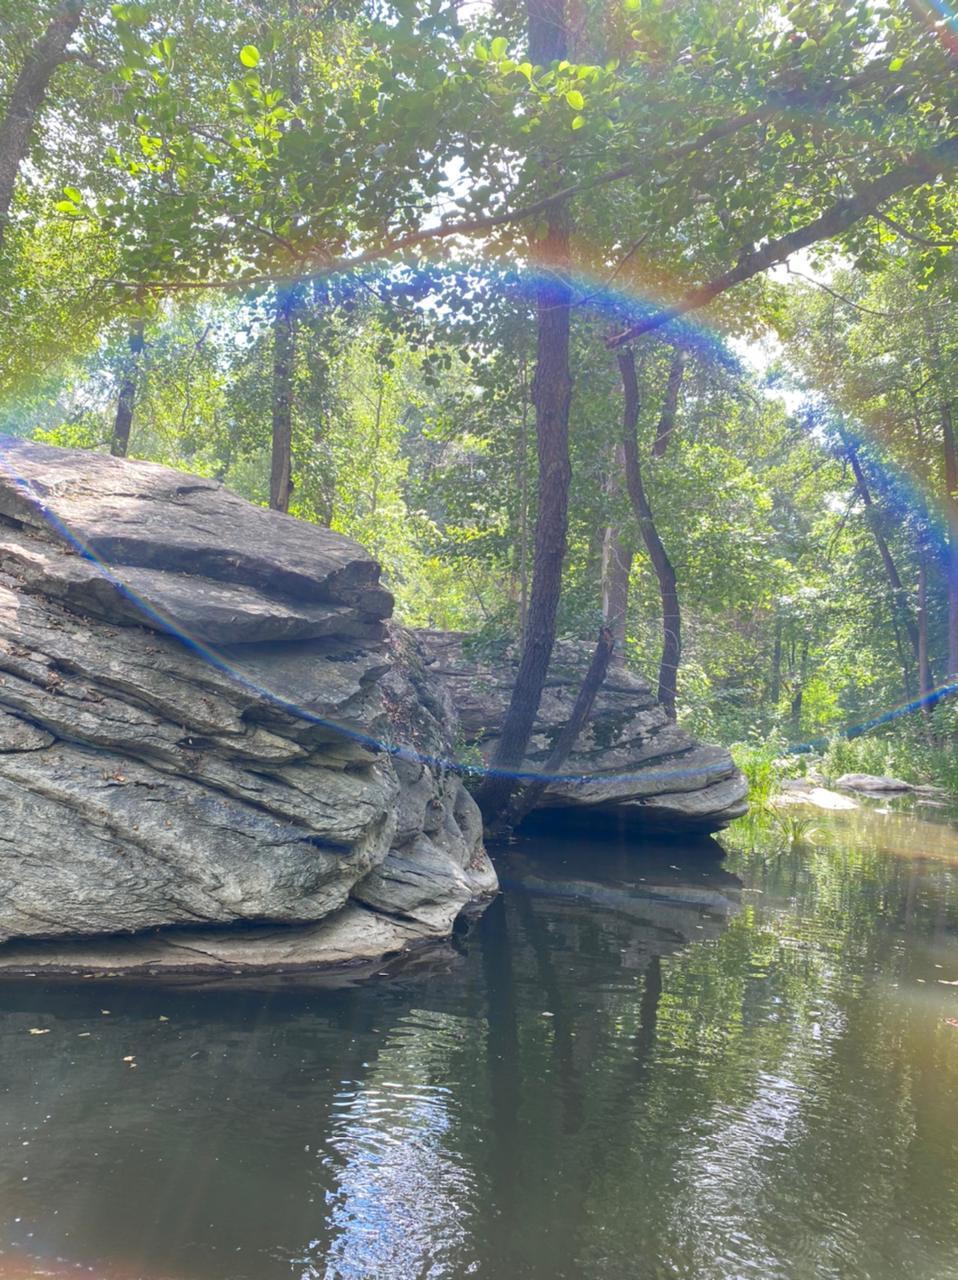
[1,803,957,1279]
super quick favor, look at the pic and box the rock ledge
[0,440,496,974]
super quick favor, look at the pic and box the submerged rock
[0,439,496,973]
[414,630,748,831]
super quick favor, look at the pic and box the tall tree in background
[618,349,681,718]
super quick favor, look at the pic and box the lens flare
[3,256,953,771]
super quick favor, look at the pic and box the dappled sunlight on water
[0,814,957,1278]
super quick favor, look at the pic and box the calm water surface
[1,805,958,1280]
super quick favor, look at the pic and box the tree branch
[607,134,958,348]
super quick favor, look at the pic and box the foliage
[4,0,958,785]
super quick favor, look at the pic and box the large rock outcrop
[0,439,496,975]
[415,630,748,832]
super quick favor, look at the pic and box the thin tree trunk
[650,349,685,459]
[476,0,572,823]
[618,349,681,719]
[918,552,932,718]
[496,626,615,834]
[941,399,958,675]
[269,286,300,512]
[601,439,632,658]
[518,347,530,635]
[892,617,915,702]
[770,616,782,706]
[790,641,808,739]
[110,318,145,458]
[0,1,84,252]
[843,437,924,677]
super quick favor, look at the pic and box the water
[1,805,958,1280]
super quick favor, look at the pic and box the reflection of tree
[479,893,522,1251]
[1,821,957,1280]
[321,1005,480,1280]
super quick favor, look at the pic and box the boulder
[776,779,858,810]
[414,630,748,831]
[0,439,496,974]
[836,773,914,793]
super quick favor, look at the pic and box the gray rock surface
[0,439,496,973]
[415,630,748,831]
[836,773,913,792]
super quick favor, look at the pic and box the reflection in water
[320,1010,480,1280]
[0,813,957,1278]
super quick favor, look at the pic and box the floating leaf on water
[28,1028,50,1035]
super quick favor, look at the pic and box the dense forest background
[4,0,958,782]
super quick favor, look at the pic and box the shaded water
[2,807,958,1279]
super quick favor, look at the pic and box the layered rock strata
[414,630,748,831]
[0,440,496,974]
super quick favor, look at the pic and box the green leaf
[490,36,507,58]
[566,89,585,110]
[889,55,906,71]
[571,114,585,129]
[474,40,488,61]
[239,44,260,68]
[63,186,82,204]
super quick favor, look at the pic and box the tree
[0,0,85,253]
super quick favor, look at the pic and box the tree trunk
[790,641,809,739]
[770,616,782,706]
[0,0,84,252]
[600,440,632,656]
[476,0,572,822]
[918,550,933,718]
[842,438,924,677]
[618,349,681,719]
[941,399,958,675]
[517,347,531,635]
[651,349,685,459]
[110,318,145,458]
[495,626,615,834]
[269,286,300,512]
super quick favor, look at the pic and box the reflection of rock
[0,440,495,973]
[0,834,743,1279]
[415,630,748,832]
[497,839,742,965]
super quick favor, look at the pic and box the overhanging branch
[607,135,958,349]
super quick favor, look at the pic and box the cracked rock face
[0,439,496,975]
[414,631,749,832]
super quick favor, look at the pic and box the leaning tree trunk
[269,286,300,512]
[618,349,681,719]
[495,626,616,835]
[601,348,685,661]
[109,318,145,458]
[475,0,572,823]
[843,437,925,681]
[0,0,84,253]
